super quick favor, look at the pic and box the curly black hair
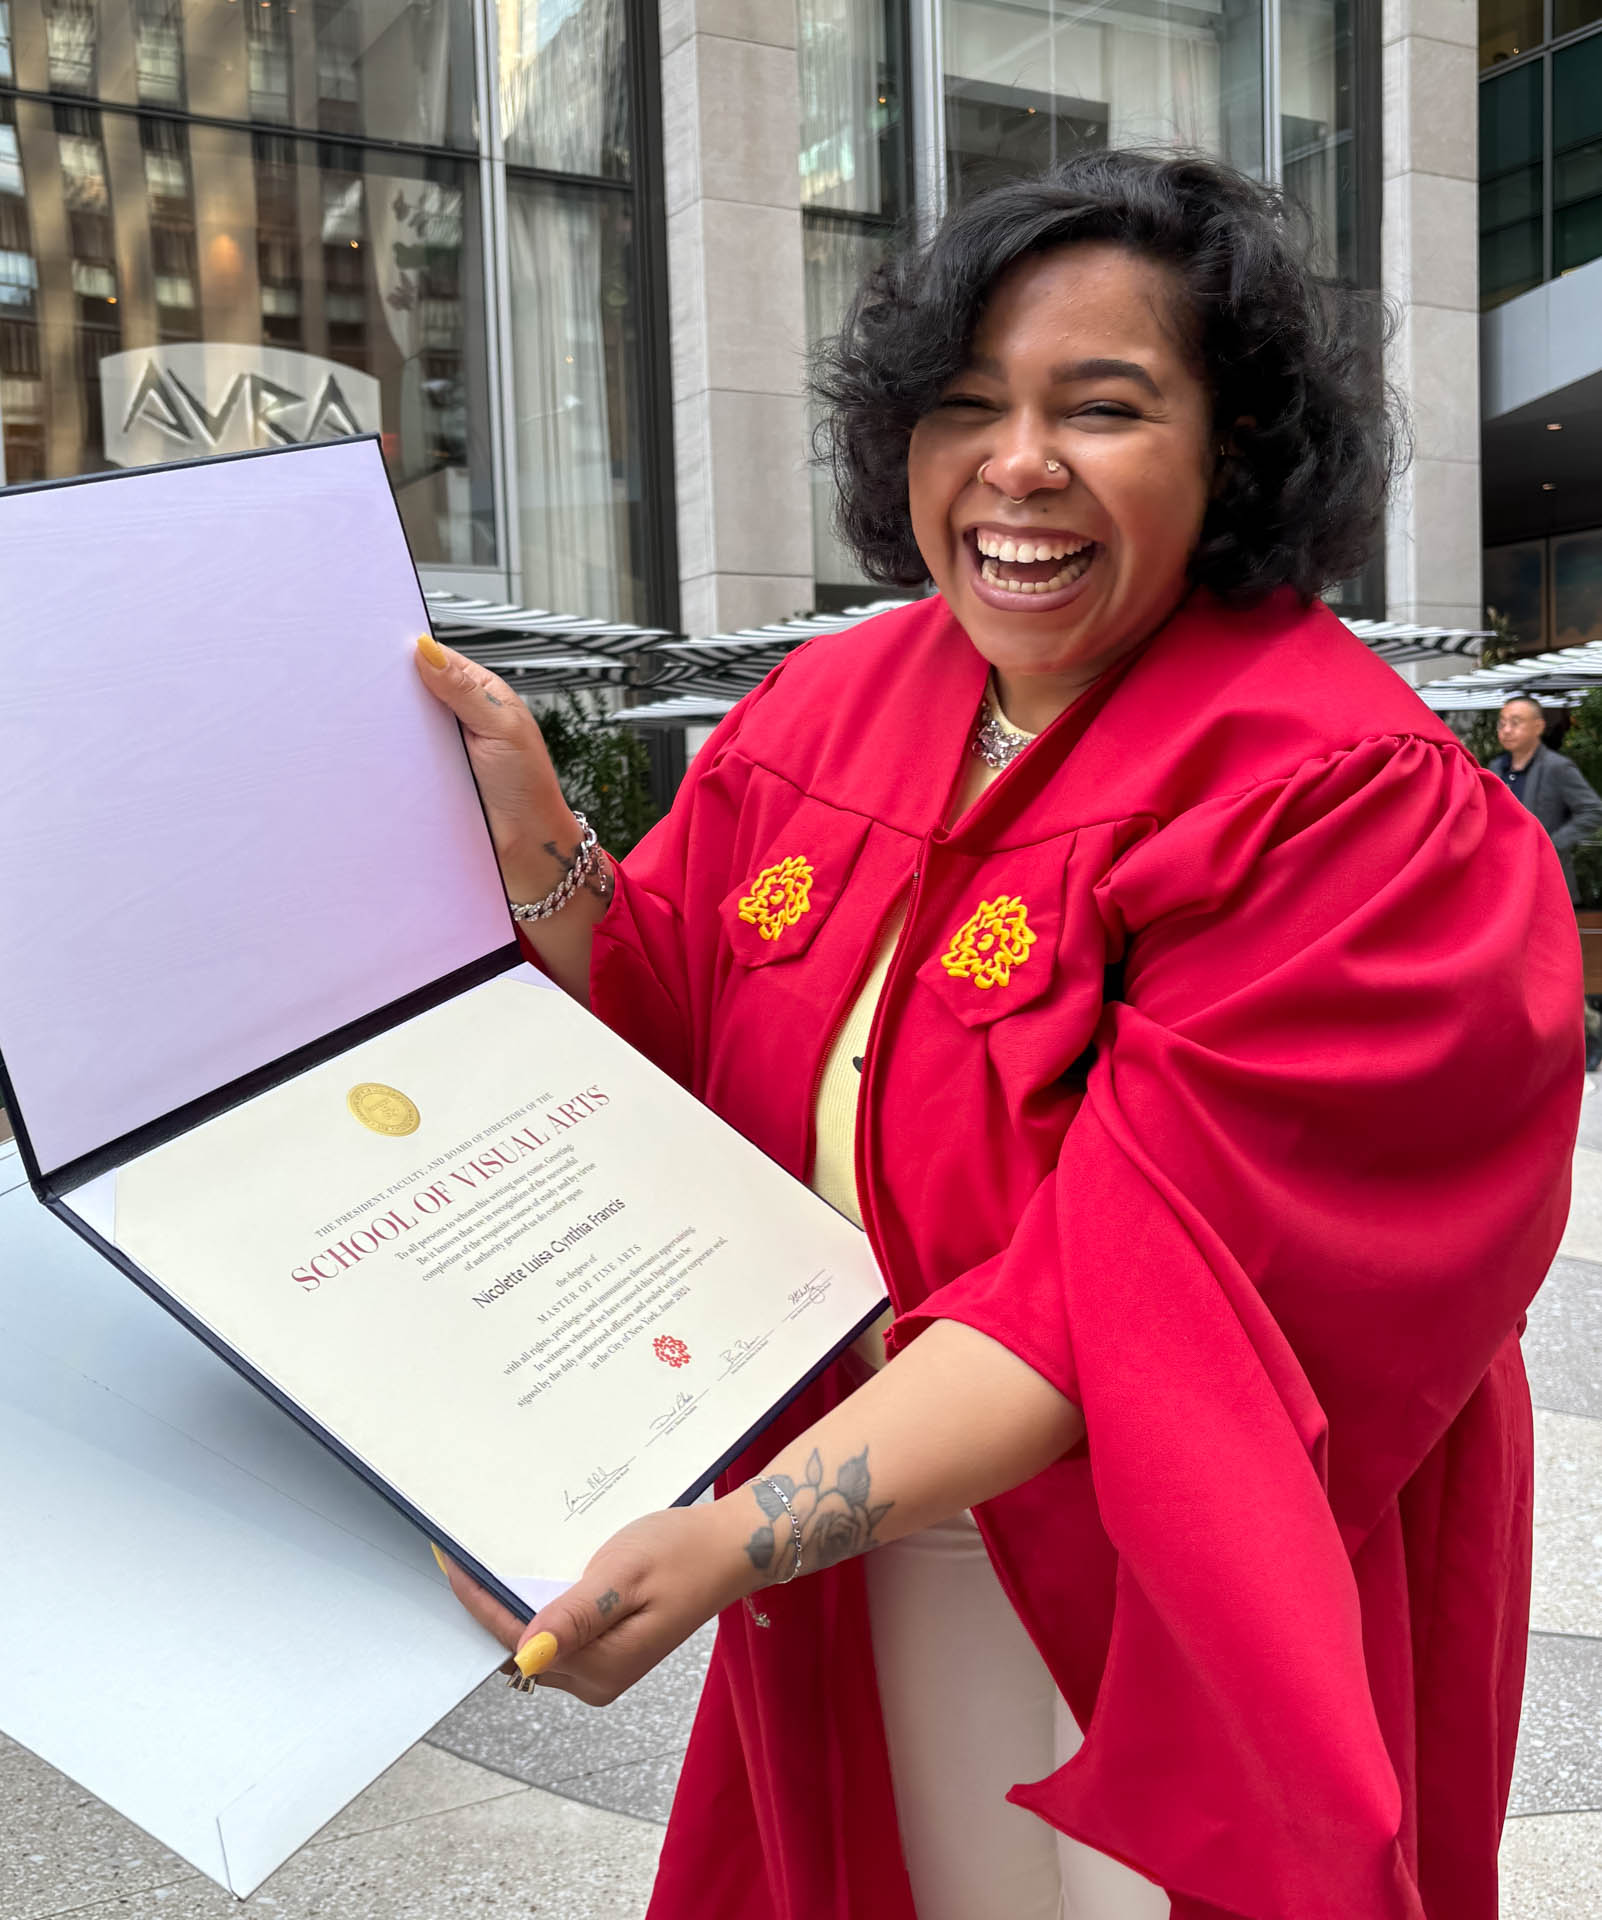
[811,149,1402,604]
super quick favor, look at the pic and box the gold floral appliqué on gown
[737,855,816,942]
[940,895,1036,990]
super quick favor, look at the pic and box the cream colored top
[812,687,1037,1369]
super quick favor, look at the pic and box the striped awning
[1340,619,1487,666]
[421,590,1495,711]
[1412,640,1602,711]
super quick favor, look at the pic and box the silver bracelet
[742,1476,804,1629]
[508,814,600,922]
[761,1477,805,1584]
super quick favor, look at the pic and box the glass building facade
[799,0,1380,605]
[0,0,1382,622]
[1480,0,1602,307]
[0,0,673,621]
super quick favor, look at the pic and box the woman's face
[908,243,1217,709]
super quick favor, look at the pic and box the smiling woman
[907,246,1217,725]
[417,149,1579,1920]
[815,149,1394,731]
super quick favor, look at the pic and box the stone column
[660,0,812,637]
[1381,0,1483,640]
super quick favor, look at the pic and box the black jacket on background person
[1490,739,1602,903]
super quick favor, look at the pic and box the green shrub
[532,690,661,859]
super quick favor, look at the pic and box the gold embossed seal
[347,1083,422,1136]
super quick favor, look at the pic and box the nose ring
[977,460,1029,505]
[1045,459,1063,474]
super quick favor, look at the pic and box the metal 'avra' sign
[99,344,383,467]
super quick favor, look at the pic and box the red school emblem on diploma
[653,1334,692,1369]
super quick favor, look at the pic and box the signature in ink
[649,1391,697,1434]
[562,1460,632,1520]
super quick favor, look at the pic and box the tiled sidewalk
[7,1117,1602,1918]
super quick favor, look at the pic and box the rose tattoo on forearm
[742,1446,892,1584]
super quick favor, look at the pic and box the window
[1484,540,1547,651]
[1481,0,1543,67]
[2,96,496,562]
[1553,36,1602,276]
[0,124,22,197]
[1555,0,1602,34]
[498,0,630,176]
[1282,0,1361,281]
[797,0,908,600]
[135,0,185,106]
[0,247,36,302]
[0,0,675,622]
[1477,7,1602,306]
[498,0,665,621]
[45,0,95,92]
[1480,61,1545,306]
[248,0,293,121]
[1554,529,1602,649]
[942,0,1263,208]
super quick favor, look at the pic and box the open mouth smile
[964,526,1100,611]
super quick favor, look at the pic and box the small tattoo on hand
[483,688,506,708]
[595,1588,621,1619]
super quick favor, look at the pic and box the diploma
[0,436,886,1883]
[104,968,886,1612]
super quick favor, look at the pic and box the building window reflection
[1282,0,1361,283]
[247,0,292,122]
[498,0,660,623]
[942,0,1264,205]
[0,0,673,619]
[797,0,909,605]
[45,0,96,94]
[1477,9,1602,306]
[1,91,494,560]
[135,0,184,106]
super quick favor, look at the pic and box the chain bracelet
[508,814,599,922]
[743,1476,805,1629]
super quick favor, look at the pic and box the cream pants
[864,1511,1172,1920]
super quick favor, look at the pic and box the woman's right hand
[415,635,611,1003]
[414,636,577,902]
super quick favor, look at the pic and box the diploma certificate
[105,967,887,1612]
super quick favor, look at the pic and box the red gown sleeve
[890,735,1580,1918]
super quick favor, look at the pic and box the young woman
[418,152,1578,1920]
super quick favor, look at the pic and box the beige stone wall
[1381,0,1483,638]
[660,0,813,637]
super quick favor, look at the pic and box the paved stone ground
[7,1095,1602,1917]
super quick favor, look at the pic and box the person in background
[1492,695,1602,1069]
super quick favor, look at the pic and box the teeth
[975,532,1090,560]
[978,548,1096,596]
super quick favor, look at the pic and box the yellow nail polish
[416,633,448,669]
[429,1542,450,1577]
[513,1631,558,1678]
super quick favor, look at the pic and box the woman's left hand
[439,1503,751,1705]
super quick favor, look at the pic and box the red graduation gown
[585,590,1579,1920]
